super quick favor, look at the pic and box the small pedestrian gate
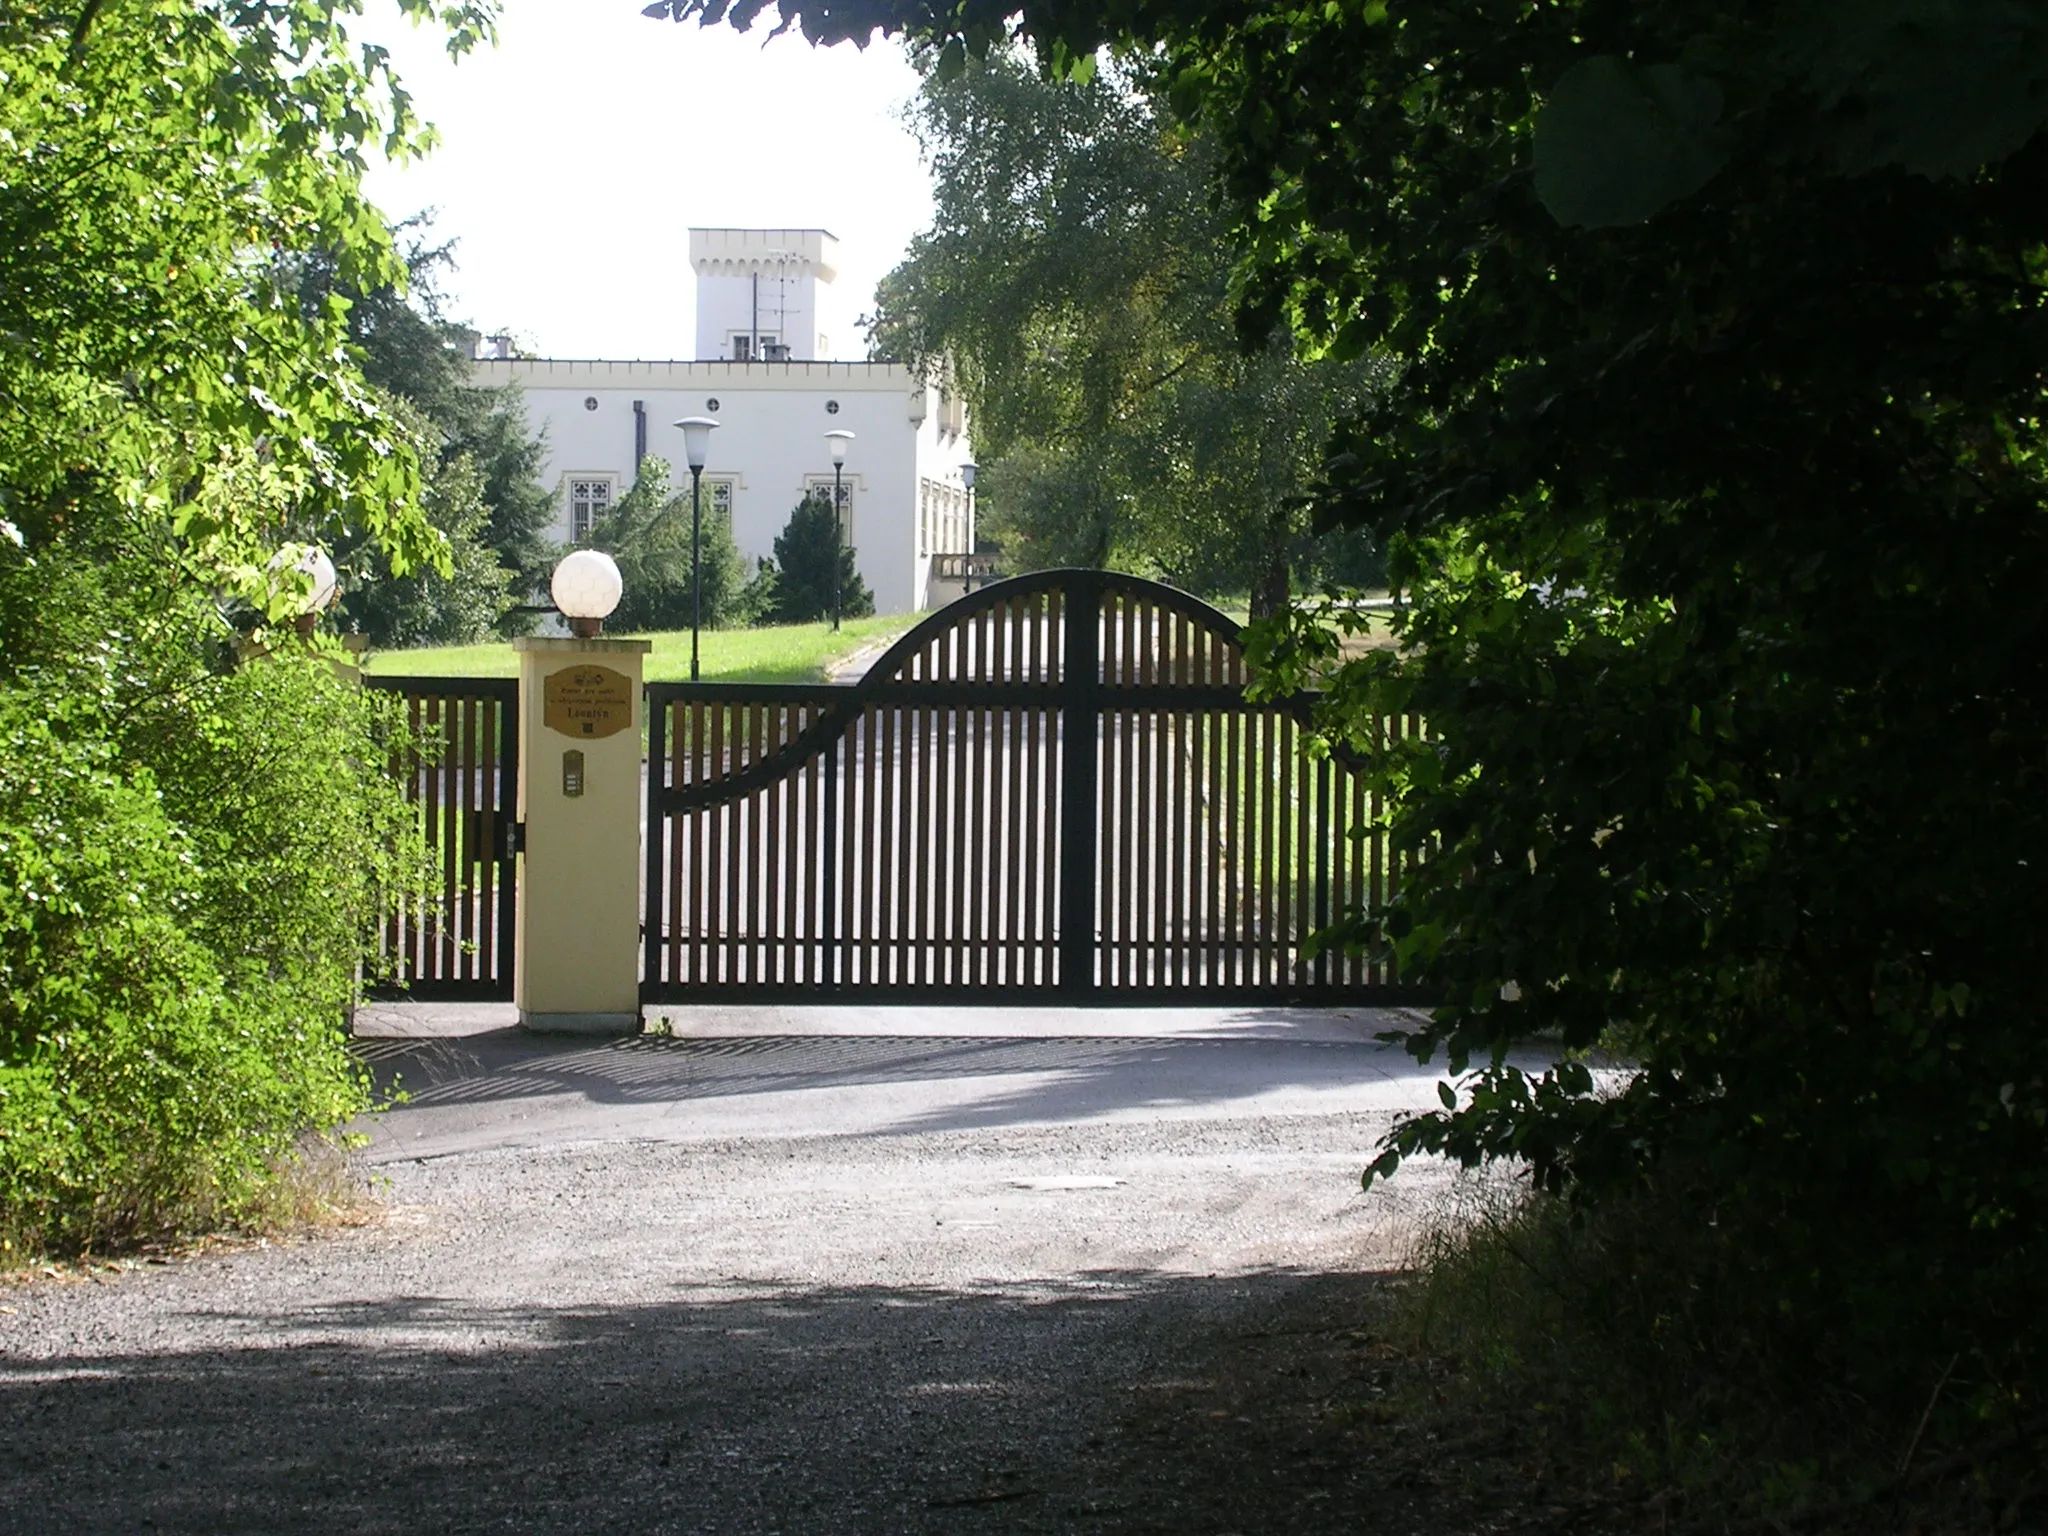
[363,676,520,1000]
[642,570,1423,1004]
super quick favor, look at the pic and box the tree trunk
[1248,553,1290,621]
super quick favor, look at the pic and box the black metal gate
[364,676,520,1001]
[642,570,1424,1005]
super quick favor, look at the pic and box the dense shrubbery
[0,0,485,1256]
[0,548,419,1257]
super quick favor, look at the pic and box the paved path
[0,1008,1494,1534]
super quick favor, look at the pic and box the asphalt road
[0,1006,1488,1535]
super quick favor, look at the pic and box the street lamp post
[959,462,977,593]
[825,428,855,630]
[673,415,720,680]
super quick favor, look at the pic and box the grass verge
[363,613,919,684]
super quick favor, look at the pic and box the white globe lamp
[551,549,623,638]
[297,547,339,612]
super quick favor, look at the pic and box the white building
[474,227,978,617]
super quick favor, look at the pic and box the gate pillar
[511,636,653,1033]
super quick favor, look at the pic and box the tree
[297,222,557,641]
[584,457,750,634]
[767,490,873,624]
[1,0,492,607]
[873,52,1384,608]
[652,0,2048,1489]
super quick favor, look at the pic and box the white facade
[479,357,976,618]
[476,228,976,619]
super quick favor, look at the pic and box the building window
[804,474,855,543]
[918,477,969,555]
[730,332,778,362]
[704,477,735,529]
[568,476,614,543]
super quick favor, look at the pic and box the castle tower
[689,228,839,362]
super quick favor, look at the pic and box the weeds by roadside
[1386,1180,2045,1533]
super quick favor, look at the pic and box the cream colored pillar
[512,636,653,1033]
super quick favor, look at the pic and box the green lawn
[362,613,920,685]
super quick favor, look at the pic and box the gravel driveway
[0,1007,1486,1535]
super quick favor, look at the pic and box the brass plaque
[543,665,633,740]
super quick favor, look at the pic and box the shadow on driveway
[0,1269,1481,1536]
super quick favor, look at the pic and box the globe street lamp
[674,416,720,679]
[825,428,855,630]
[270,544,339,638]
[960,462,978,594]
[551,548,623,638]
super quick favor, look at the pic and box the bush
[0,549,419,1257]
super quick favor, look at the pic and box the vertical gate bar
[473,696,493,987]
[884,701,903,986]
[1133,604,1153,989]
[688,702,706,988]
[1056,571,1100,997]
[967,694,986,986]
[1314,748,1333,989]
[961,614,979,986]
[1020,680,1040,985]
[1221,635,1239,990]
[1200,698,1215,992]
[453,698,472,980]
[1260,709,1279,988]
[731,704,748,986]
[499,688,520,1000]
[1037,593,1055,986]
[1369,717,1385,987]
[1286,720,1302,991]
[1169,693,1186,991]
[822,713,841,988]
[1116,702,1136,990]
[1277,711,1294,988]
[705,702,720,987]
[434,698,456,981]
[915,700,933,985]
[1154,702,1173,990]
[949,687,969,987]
[454,695,471,981]
[1347,763,1365,986]
[416,694,437,984]
[644,693,667,993]
[746,704,765,983]
[892,702,912,986]
[703,704,723,985]
[860,704,879,986]
[1006,699,1025,986]
[779,705,799,986]
[1174,691,1192,992]
[802,727,820,985]
[1243,707,1262,988]
[1127,599,1143,986]
[674,703,687,989]
[757,705,778,984]
[1133,702,1152,991]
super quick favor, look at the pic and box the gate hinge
[497,819,526,860]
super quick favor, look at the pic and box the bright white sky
[359,0,933,359]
